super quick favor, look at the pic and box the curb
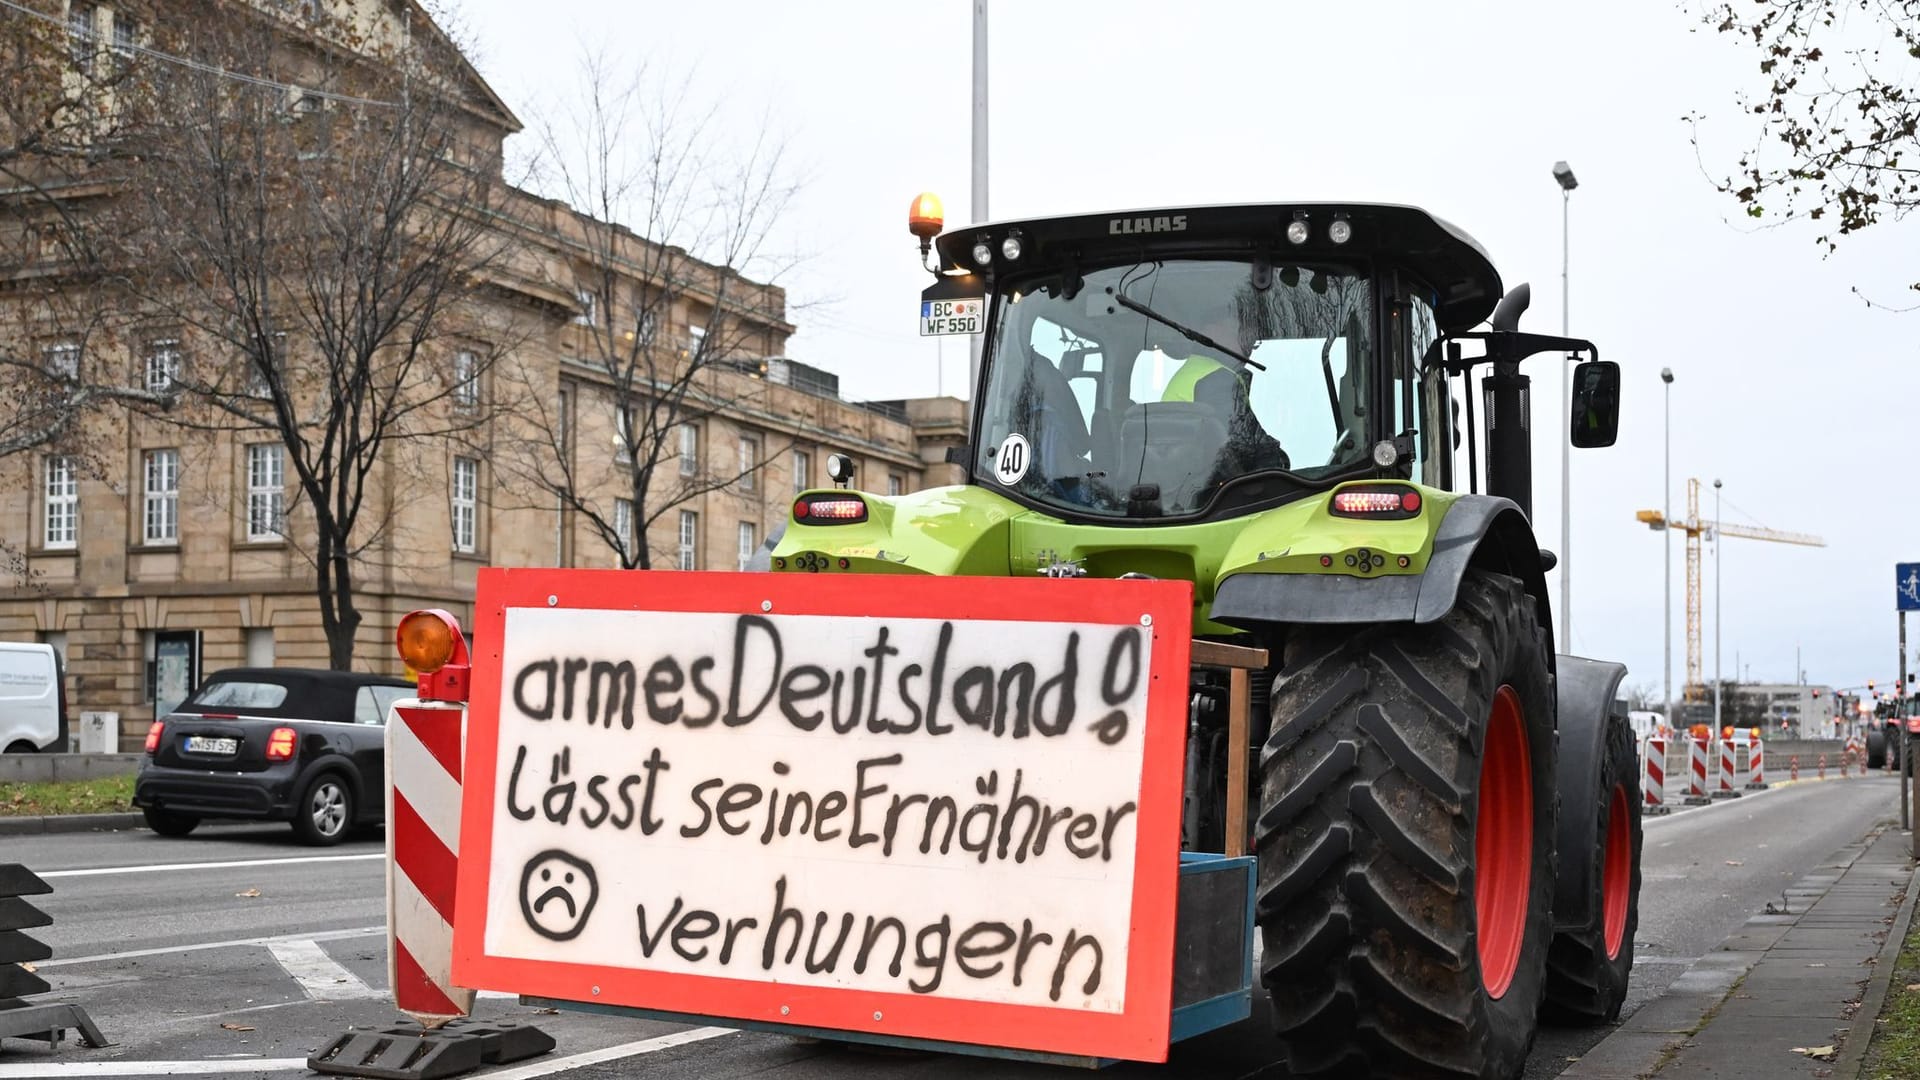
[1561,826,1888,1079]
[1833,840,1920,1077]
[0,812,144,836]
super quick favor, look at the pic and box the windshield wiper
[1114,294,1266,372]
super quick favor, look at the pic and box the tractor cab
[926,204,1518,524]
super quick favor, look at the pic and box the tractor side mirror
[1569,360,1620,448]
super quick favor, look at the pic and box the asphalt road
[0,773,1901,1080]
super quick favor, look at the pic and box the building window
[678,423,698,477]
[574,289,596,327]
[613,498,633,561]
[614,405,634,459]
[67,2,94,64]
[43,342,79,380]
[737,522,757,571]
[678,510,698,570]
[792,450,811,493]
[44,456,77,550]
[145,339,180,393]
[888,473,905,497]
[110,10,135,60]
[246,330,285,396]
[245,627,275,667]
[686,324,706,356]
[451,349,479,409]
[738,436,758,491]
[451,456,477,553]
[246,444,284,541]
[143,449,179,544]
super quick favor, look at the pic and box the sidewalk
[1564,825,1915,1079]
[0,812,142,835]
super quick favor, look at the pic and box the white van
[0,642,67,753]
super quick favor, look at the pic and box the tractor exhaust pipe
[1490,282,1531,333]
[1484,284,1532,520]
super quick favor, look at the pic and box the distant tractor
[756,201,1644,1076]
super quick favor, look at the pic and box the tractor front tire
[1867,729,1887,771]
[1542,713,1643,1024]
[1257,569,1557,1079]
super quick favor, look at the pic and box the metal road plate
[920,296,984,336]
[184,735,238,755]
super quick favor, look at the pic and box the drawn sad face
[518,849,599,941]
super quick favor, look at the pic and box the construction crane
[1636,478,1825,704]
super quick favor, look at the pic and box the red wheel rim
[1476,684,1533,999]
[1602,783,1631,959]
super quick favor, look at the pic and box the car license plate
[920,297,984,336]
[184,735,238,755]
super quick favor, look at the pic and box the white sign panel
[477,606,1159,1015]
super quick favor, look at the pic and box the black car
[133,667,414,844]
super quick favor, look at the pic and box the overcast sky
[449,0,1920,708]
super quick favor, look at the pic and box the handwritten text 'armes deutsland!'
[508,615,1146,745]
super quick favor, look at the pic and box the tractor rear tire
[1866,730,1887,771]
[1256,570,1557,1079]
[1542,712,1643,1024]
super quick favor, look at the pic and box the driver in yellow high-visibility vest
[1157,311,1290,472]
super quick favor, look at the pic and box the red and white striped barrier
[1745,736,1767,790]
[386,701,474,1027]
[1715,737,1743,797]
[1818,753,1827,780]
[1687,735,1712,803]
[1643,734,1668,814]
[1790,755,1800,782]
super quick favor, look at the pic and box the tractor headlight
[1328,219,1352,244]
[1001,234,1023,261]
[1286,219,1310,245]
[972,240,995,266]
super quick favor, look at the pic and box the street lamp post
[968,1,988,406]
[1714,477,1724,730]
[1553,160,1578,649]
[1662,367,1674,726]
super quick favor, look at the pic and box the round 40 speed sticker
[993,433,1030,485]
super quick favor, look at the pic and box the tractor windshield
[975,259,1374,519]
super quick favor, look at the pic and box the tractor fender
[1549,654,1630,934]
[1210,494,1554,645]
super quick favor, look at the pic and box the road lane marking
[1645,781,1786,827]
[478,1026,736,1079]
[0,1061,308,1077]
[155,998,309,1029]
[39,853,382,878]
[267,938,382,1000]
[40,925,382,968]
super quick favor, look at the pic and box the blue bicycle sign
[1900,563,1920,612]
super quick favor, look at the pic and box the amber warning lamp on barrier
[397,608,471,703]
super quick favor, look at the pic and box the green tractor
[766,202,1641,1077]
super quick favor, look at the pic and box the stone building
[0,0,965,746]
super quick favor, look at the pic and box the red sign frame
[451,568,1193,1062]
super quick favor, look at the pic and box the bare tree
[0,2,177,585]
[110,4,522,668]
[0,0,153,223]
[501,50,800,569]
[1690,0,1920,295]
[1621,682,1663,713]
[0,0,174,464]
